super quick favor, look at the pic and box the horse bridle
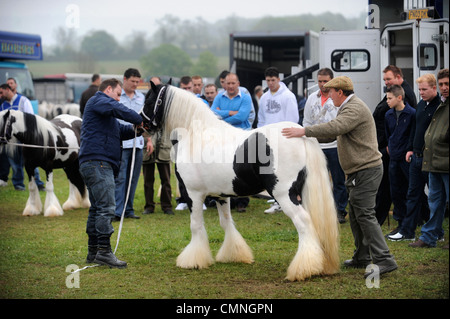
[0,113,13,145]
[141,85,166,131]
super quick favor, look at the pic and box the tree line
[47,12,365,77]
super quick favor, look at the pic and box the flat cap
[324,76,354,91]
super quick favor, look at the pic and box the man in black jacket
[79,74,101,116]
[372,65,417,227]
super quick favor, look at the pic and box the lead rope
[113,127,137,254]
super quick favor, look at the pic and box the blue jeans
[419,172,449,247]
[8,148,25,188]
[323,148,348,212]
[400,154,429,238]
[114,148,143,217]
[1,147,44,187]
[389,158,410,226]
[80,161,116,242]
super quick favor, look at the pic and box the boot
[86,245,98,264]
[94,245,127,269]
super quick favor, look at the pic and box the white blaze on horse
[140,83,340,281]
[0,109,89,217]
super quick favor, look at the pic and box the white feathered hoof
[176,242,214,269]
[62,200,78,211]
[285,239,325,281]
[44,205,64,217]
[216,229,254,264]
[22,205,42,216]
[44,196,64,217]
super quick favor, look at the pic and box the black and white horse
[0,109,89,217]
[141,83,340,281]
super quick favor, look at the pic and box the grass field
[0,167,448,300]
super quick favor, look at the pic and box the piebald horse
[0,109,89,217]
[141,83,340,281]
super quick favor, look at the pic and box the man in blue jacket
[384,85,415,235]
[79,78,146,269]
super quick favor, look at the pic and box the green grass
[0,168,448,299]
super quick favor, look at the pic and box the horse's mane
[163,86,235,136]
[13,110,56,144]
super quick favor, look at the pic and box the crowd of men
[1,65,448,274]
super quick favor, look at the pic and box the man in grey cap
[282,76,398,278]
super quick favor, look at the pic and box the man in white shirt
[114,68,145,220]
[257,67,299,128]
[303,68,348,223]
[257,67,299,213]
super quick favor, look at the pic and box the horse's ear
[167,78,172,85]
[150,80,158,92]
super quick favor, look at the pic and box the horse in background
[140,83,340,281]
[38,101,81,120]
[0,109,89,216]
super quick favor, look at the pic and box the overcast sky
[1,0,368,46]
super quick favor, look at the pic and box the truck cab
[0,30,43,114]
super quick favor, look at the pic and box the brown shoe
[409,239,431,248]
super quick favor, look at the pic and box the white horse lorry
[229,0,449,113]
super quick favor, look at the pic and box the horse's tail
[301,137,340,275]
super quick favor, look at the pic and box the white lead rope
[1,140,80,150]
[113,128,137,254]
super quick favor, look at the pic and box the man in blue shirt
[114,69,145,220]
[211,73,252,130]
[211,73,251,212]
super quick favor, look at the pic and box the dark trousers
[346,165,396,265]
[400,154,430,238]
[375,148,392,225]
[174,164,190,205]
[323,147,348,212]
[389,158,410,227]
[143,162,173,212]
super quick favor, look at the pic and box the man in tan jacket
[282,76,398,278]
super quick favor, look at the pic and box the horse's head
[140,81,169,133]
[0,110,15,144]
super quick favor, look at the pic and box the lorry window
[418,44,437,70]
[0,67,36,100]
[331,50,370,72]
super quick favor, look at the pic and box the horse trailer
[229,31,319,97]
[319,0,449,112]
